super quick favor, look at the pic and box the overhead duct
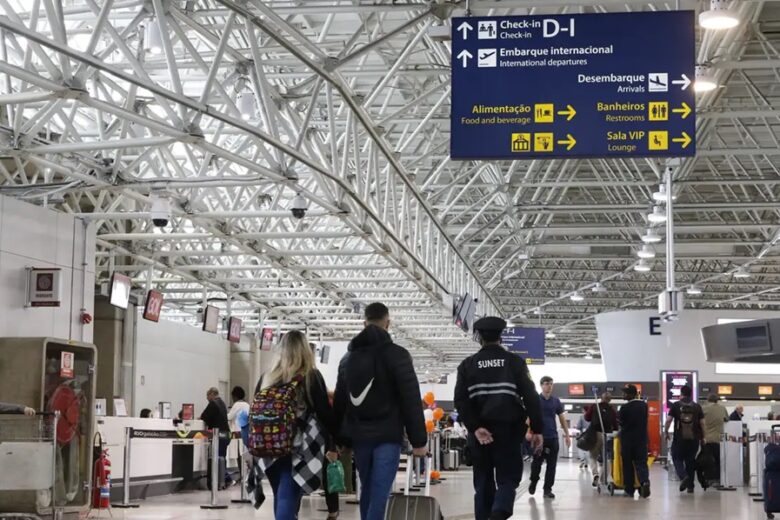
[701,318,780,363]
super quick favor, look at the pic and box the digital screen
[143,290,164,322]
[260,327,275,351]
[109,273,132,309]
[202,305,219,334]
[568,384,585,396]
[758,385,773,396]
[736,325,770,351]
[454,293,475,332]
[718,385,733,395]
[660,371,697,424]
[227,317,242,343]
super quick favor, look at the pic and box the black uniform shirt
[454,344,543,434]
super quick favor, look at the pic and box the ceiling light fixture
[144,19,163,55]
[637,244,656,259]
[647,205,667,224]
[561,343,571,349]
[237,91,256,121]
[641,228,662,244]
[687,285,702,295]
[734,266,751,278]
[699,0,741,30]
[652,184,678,203]
[694,65,718,93]
[592,282,607,293]
[545,332,556,339]
[570,292,584,302]
[634,259,652,272]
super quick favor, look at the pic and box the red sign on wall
[568,384,585,396]
[143,290,164,322]
[227,317,242,343]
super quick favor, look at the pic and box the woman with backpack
[251,330,340,520]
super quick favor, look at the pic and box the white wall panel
[134,316,230,418]
[0,195,95,343]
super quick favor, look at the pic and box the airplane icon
[648,73,669,92]
[478,49,497,68]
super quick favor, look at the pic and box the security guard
[454,316,543,520]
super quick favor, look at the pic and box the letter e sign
[649,317,662,336]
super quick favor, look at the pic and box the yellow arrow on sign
[557,134,577,151]
[672,132,692,149]
[672,102,692,120]
[557,105,577,121]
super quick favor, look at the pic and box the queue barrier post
[112,427,140,508]
[201,428,228,510]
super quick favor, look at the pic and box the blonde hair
[262,330,314,400]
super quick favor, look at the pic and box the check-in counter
[96,416,215,500]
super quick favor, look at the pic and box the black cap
[473,316,507,332]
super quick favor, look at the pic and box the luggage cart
[0,412,62,520]
[590,396,616,496]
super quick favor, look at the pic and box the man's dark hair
[680,385,692,398]
[140,408,152,418]
[707,393,718,403]
[624,384,638,399]
[365,302,389,322]
[540,376,553,385]
[231,386,246,401]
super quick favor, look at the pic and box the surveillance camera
[150,197,172,228]
[290,193,308,219]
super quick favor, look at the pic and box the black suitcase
[764,469,780,518]
[385,455,443,520]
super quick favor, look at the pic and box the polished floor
[95,461,769,519]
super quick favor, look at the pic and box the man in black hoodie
[334,302,427,520]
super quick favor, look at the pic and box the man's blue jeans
[265,455,303,520]
[353,441,401,520]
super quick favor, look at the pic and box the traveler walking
[702,393,729,483]
[575,414,590,470]
[253,330,339,520]
[584,392,617,486]
[529,376,571,499]
[333,303,427,520]
[618,384,651,498]
[454,316,543,520]
[664,385,705,493]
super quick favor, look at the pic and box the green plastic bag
[327,460,346,494]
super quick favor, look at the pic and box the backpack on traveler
[679,403,697,441]
[248,375,303,458]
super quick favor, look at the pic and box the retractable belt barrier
[112,427,211,509]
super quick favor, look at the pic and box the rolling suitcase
[441,434,459,471]
[442,450,459,471]
[384,455,443,520]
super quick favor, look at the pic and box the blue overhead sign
[450,11,696,160]
[502,327,545,365]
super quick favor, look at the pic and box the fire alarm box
[27,268,62,307]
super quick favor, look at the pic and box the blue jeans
[265,455,303,520]
[353,441,401,520]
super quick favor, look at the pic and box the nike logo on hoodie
[350,378,374,407]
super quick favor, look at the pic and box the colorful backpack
[249,375,303,458]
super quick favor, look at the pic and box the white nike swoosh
[349,378,374,407]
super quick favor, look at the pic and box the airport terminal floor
[107,463,767,520]
[5,0,780,520]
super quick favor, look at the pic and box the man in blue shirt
[528,376,570,499]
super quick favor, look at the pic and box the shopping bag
[327,460,346,494]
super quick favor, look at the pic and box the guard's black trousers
[470,424,524,520]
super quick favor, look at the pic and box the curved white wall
[596,309,780,383]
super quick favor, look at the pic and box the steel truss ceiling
[0,0,778,374]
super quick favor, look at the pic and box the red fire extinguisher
[92,449,111,509]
